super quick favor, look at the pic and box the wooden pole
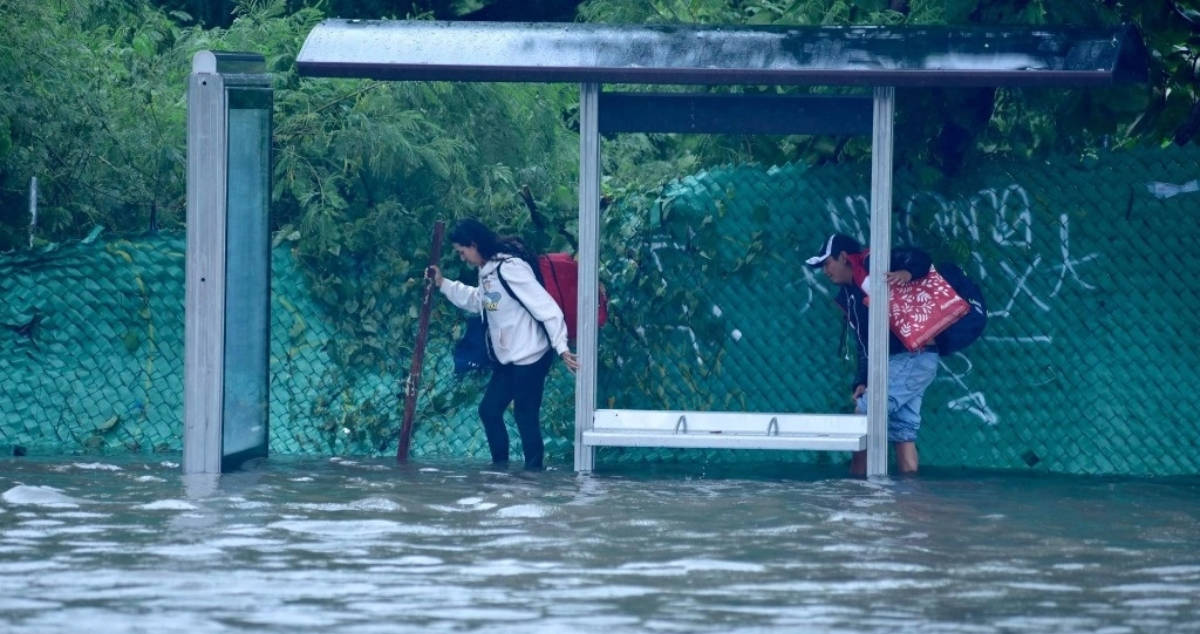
[397,221,445,462]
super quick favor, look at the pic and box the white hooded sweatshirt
[439,255,569,366]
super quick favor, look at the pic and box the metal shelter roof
[296,20,1147,87]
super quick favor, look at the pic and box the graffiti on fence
[635,177,1108,426]
[646,238,708,367]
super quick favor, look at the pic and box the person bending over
[807,233,938,475]
[429,218,578,470]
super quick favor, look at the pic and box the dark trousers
[479,350,554,470]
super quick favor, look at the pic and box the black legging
[478,350,554,470]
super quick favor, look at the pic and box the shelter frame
[294,19,1147,477]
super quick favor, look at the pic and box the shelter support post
[185,63,227,475]
[866,86,895,478]
[574,82,601,472]
[184,51,273,475]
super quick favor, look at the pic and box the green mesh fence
[2,146,1198,475]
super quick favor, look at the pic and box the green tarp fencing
[2,146,1197,475]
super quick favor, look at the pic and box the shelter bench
[583,409,867,452]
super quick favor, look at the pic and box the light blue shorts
[855,350,939,443]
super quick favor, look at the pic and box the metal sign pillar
[184,51,273,474]
[866,86,895,478]
[574,82,601,472]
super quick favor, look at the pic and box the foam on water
[493,503,550,518]
[1,485,81,508]
[1102,583,1200,594]
[47,511,108,519]
[70,462,122,471]
[1136,565,1200,576]
[268,519,407,539]
[0,560,69,574]
[137,499,198,510]
[375,555,443,566]
[1003,581,1084,592]
[287,497,403,512]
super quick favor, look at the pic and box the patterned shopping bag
[887,266,969,351]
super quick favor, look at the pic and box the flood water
[2,456,1198,633]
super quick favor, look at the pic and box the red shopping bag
[884,266,970,351]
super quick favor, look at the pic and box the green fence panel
[2,146,1198,476]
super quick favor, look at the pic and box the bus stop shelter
[286,20,1147,476]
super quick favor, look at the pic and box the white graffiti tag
[1050,213,1100,297]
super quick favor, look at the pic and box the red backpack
[537,253,608,341]
[496,253,608,342]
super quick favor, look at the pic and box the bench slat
[592,409,866,435]
[583,430,866,451]
[584,409,867,452]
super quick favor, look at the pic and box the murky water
[2,456,1198,633]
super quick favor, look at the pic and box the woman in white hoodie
[428,219,579,470]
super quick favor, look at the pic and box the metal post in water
[398,221,445,462]
[184,51,273,475]
[574,82,601,473]
[28,177,37,248]
[866,86,895,478]
[185,54,229,475]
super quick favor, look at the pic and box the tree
[0,0,193,249]
[577,0,1200,181]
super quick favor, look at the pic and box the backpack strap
[479,307,496,363]
[544,255,563,299]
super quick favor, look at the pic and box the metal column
[866,86,895,477]
[574,82,601,472]
[184,51,273,475]
[185,55,229,475]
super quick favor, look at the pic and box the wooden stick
[397,221,445,462]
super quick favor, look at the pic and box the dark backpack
[497,253,608,342]
[934,261,987,355]
[452,317,492,374]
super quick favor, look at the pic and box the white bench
[582,409,867,452]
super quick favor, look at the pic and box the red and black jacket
[833,248,933,391]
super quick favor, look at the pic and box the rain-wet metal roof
[296,20,1147,87]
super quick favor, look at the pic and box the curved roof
[296,20,1147,87]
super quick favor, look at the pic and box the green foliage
[0,0,586,447]
[3,0,1193,253]
[578,0,1199,181]
[0,0,194,250]
[268,75,581,374]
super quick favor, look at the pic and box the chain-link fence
[3,146,1198,475]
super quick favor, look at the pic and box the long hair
[449,218,539,274]
[449,218,503,259]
